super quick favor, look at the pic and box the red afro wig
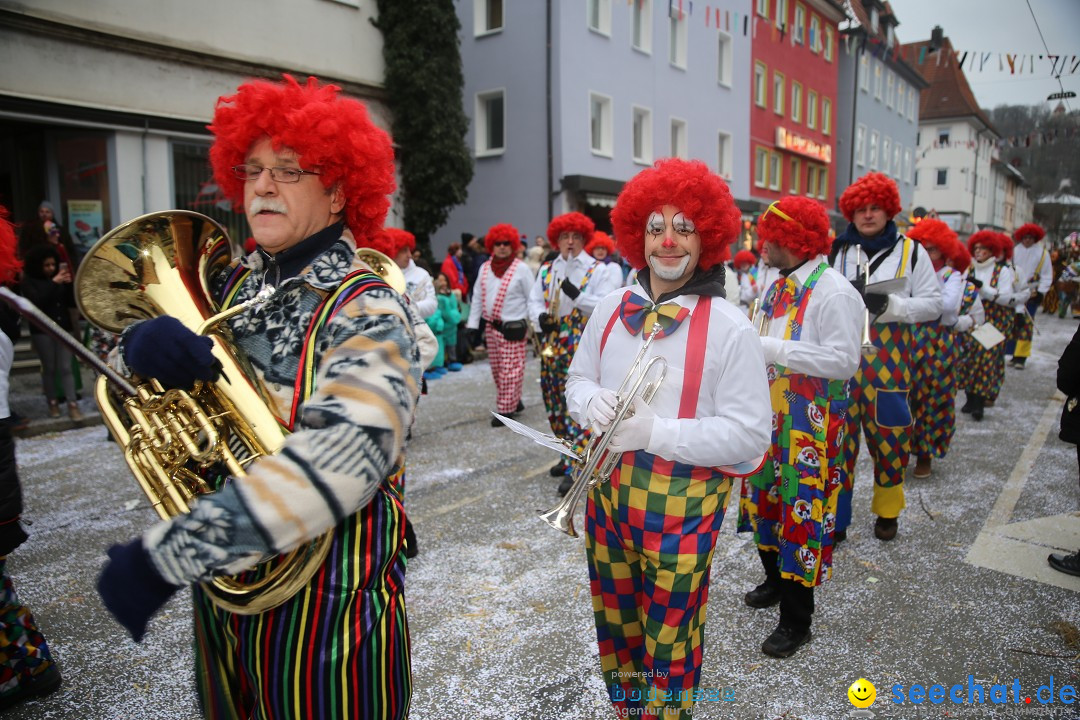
[999,233,1014,260]
[484,223,522,254]
[208,74,396,242]
[967,230,1004,257]
[610,159,740,271]
[756,197,832,260]
[0,206,21,286]
[948,242,972,272]
[586,230,615,257]
[357,229,397,258]
[733,249,758,268]
[839,172,902,221]
[384,227,415,256]
[1013,223,1045,243]
[546,212,595,248]
[907,218,957,252]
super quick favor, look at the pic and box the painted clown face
[792,498,813,522]
[795,444,821,469]
[796,547,817,572]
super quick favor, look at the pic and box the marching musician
[1008,223,1052,369]
[528,212,617,493]
[390,226,438,321]
[566,159,771,717]
[737,197,862,658]
[467,223,534,425]
[96,75,422,719]
[961,230,1016,421]
[830,172,941,542]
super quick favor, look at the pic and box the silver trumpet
[538,323,668,537]
[859,260,876,356]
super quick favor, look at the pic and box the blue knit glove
[123,316,219,389]
[97,538,181,643]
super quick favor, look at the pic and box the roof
[902,36,997,134]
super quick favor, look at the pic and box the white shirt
[954,274,984,333]
[971,257,1015,307]
[402,259,437,319]
[758,256,863,382]
[1012,241,1053,312]
[831,234,942,324]
[737,270,758,307]
[466,259,535,329]
[528,251,619,330]
[939,267,965,328]
[566,285,772,468]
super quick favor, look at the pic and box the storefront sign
[68,200,104,256]
[775,128,832,164]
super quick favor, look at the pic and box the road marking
[965,390,1080,591]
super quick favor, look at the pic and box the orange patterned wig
[610,159,740,271]
[546,212,595,248]
[757,197,832,260]
[485,223,522,254]
[208,74,396,242]
[839,172,902,221]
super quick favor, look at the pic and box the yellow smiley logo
[848,678,876,708]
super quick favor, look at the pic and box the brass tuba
[76,210,355,615]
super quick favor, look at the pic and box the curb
[14,412,103,439]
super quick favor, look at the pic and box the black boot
[549,461,567,477]
[403,518,419,559]
[970,394,985,421]
[960,393,976,414]
[762,581,813,658]
[744,550,781,608]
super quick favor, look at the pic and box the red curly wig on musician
[757,197,832,260]
[0,206,21,286]
[947,241,972,272]
[1013,223,1045,243]
[999,233,1014,260]
[611,159,739,271]
[546,212,595,248]
[384,227,416,256]
[732,249,757,268]
[208,74,395,242]
[967,229,1004,257]
[908,218,957,251]
[586,231,615,257]
[357,229,397,258]
[839,172,902,221]
[484,223,522,254]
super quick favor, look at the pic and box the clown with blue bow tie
[566,158,772,720]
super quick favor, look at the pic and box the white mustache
[249,197,288,215]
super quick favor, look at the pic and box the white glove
[759,336,784,365]
[978,284,998,301]
[954,315,974,333]
[607,397,656,454]
[585,389,619,431]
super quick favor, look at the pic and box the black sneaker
[549,462,567,477]
[1048,551,1080,577]
[557,476,574,497]
[0,664,62,711]
[761,626,812,658]
[874,516,898,541]
[744,582,781,608]
[516,400,525,412]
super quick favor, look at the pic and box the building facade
[835,0,925,218]
[437,0,752,251]
[0,0,390,255]
[748,0,845,218]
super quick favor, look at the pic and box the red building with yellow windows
[749,0,845,216]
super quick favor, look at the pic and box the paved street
[3,314,1079,719]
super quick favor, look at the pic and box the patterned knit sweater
[123,238,421,585]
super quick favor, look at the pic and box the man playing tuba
[566,159,772,718]
[96,75,422,719]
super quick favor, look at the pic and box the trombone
[540,273,562,358]
[859,260,876,356]
[538,323,667,537]
[749,297,771,336]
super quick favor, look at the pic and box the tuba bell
[76,210,340,615]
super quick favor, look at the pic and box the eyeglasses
[645,211,697,238]
[762,201,804,230]
[231,164,321,183]
[492,241,512,247]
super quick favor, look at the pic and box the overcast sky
[888,0,1080,111]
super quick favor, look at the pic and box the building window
[903,148,912,183]
[669,11,688,67]
[793,4,805,44]
[806,164,817,198]
[859,53,870,92]
[882,137,891,174]
[776,0,788,28]
[589,92,613,157]
[632,106,652,164]
[718,131,732,179]
[886,71,895,108]
[893,145,901,178]
[791,82,802,123]
[806,165,826,200]
[632,0,652,52]
[670,117,688,158]
[717,31,733,85]
[824,26,834,61]
[769,152,782,191]
[936,168,948,187]
[756,0,769,19]
[874,59,882,100]
[755,146,769,188]
[914,169,919,187]
[937,127,950,146]
[822,97,832,135]
[855,125,866,166]
[807,90,817,129]
[588,0,611,35]
[754,61,768,108]
[773,72,786,116]
[908,87,917,121]
[475,89,506,155]
[809,15,821,53]
[789,157,801,194]
[816,166,827,200]
[475,0,504,35]
[869,130,879,169]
